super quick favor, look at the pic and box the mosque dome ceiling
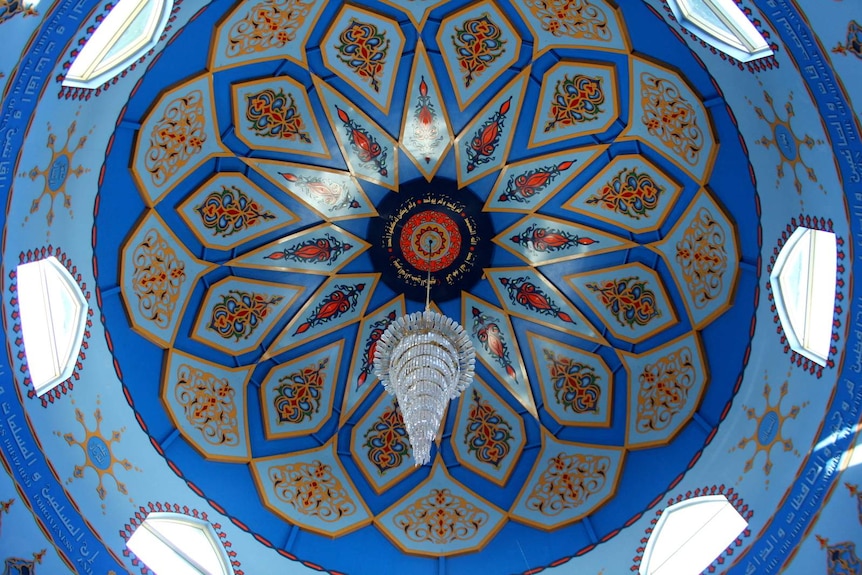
[0,0,861,574]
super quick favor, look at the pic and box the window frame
[665,0,773,62]
[126,512,233,575]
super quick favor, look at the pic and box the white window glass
[770,227,837,366]
[126,513,232,575]
[17,257,88,396]
[640,495,748,575]
[63,0,173,89]
[666,0,773,62]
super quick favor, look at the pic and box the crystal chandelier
[373,237,476,466]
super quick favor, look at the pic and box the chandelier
[373,237,476,466]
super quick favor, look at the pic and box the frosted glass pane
[777,231,810,338]
[807,231,837,359]
[150,519,225,575]
[17,261,58,387]
[128,526,202,575]
[103,1,156,63]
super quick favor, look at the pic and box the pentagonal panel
[177,173,298,250]
[259,341,343,439]
[510,0,629,55]
[511,430,624,529]
[567,263,678,343]
[350,393,418,494]
[451,376,525,486]
[163,350,251,461]
[377,460,507,556]
[121,210,211,347]
[620,332,707,449]
[565,153,683,233]
[625,57,716,182]
[529,60,621,148]
[436,0,522,110]
[232,76,330,158]
[132,75,227,205]
[527,333,613,428]
[320,5,405,114]
[251,441,371,536]
[191,276,301,356]
[654,188,739,329]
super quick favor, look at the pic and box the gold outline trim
[565,261,679,344]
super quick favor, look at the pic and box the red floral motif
[363,401,411,473]
[499,276,575,323]
[466,98,511,173]
[280,172,361,211]
[265,234,352,266]
[510,223,597,253]
[336,106,389,177]
[472,307,517,381]
[294,283,365,335]
[356,310,397,390]
[453,15,507,88]
[499,161,574,203]
[464,389,513,467]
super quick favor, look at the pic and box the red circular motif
[400,210,462,271]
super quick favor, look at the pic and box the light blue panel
[566,155,681,232]
[530,62,619,148]
[569,263,676,343]
[121,211,209,347]
[437,1,520,109]
[133,75,225,205]
[401,48,453,179]
[511,434,624,528]
[343,297,405,421]
[210,0,325,69]
[251,443,371,535]
[246,158,377,219]
[510,0,628,53]
[486,268,600,340]
[260,342,342,439]
[322,6,404,113]
[620,333,705,448]
[317,81,398,189]
[462,293,537,417]
[655,190,739,328]
[177,173,296,250]
[626,59,714,181]
[496,214,631,265]
[192,277,301,356]
[164,350,251,460]
[529,333,611,427]
[352,393,416,492]
[229,224,368,274]
[456,73,527,187]
[377,462,506,554]
[233,77,329,158]
[274,274,377,353]
[486,147,603,211]
[451,377,525,485]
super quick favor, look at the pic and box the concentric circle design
[401,210,461,271]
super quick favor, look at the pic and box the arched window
[62,0,173,89]
[770,227,837,366]
[665,0,773,62]
[640,495,748,575]
[17,257,88,396]
[126,513,233,575]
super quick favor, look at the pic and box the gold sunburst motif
[20,118,91,232]
[751,90,824,196]
[54,398,138,511]
[729,372,808,487]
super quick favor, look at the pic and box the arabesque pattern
[364,402,411,473]
[523,0,610,39]
[640,72,703,166]
[209,290,283,341]
[545,74,605,131]
[196,185,275,237]
[273,358,329,425]
[394,488,489,544]
[544,350,601,414]
[525,453,609,516]
[145,90,206,187]
[587,167,663,219]
[336,20,390,93]
[636,346,695,433]
[586,277,659,328]
[226,0,313,58]
[245,88,310,142]
[675,207,728,310]
[131,228,186,329]
[175,364,239,446]
[464,389,514,467]
[270,460,357,521]
[452,15,506,88]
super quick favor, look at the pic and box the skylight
[665,0,773,62]
[126,513,232,575]
[63,0,173,89]
[16,257,88,396]
[770,227,837,366]
[640,495,748,575]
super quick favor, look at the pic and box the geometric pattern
[619,332,707,448]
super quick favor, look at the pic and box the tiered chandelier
[373,237,476,466]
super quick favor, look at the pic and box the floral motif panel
[321,6,404,113]
[528,333,612,427]
[121,211,210,346]
[620,333,706,448]
[132,76,226,205]
[437,1,521,110]
[350,393,417,494]
[251,442,371,536]
[511,432,624,529]
[210,0,325,69]
[529,61,619,148]
[177,173,297,250]
[626,58,715,182]
[565,154,683,233]
[377,461,506,555]
[163,350,251,460]
[511,0,628,54]
[655,189,738,328]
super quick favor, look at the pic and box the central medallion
[369,178,492,302]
